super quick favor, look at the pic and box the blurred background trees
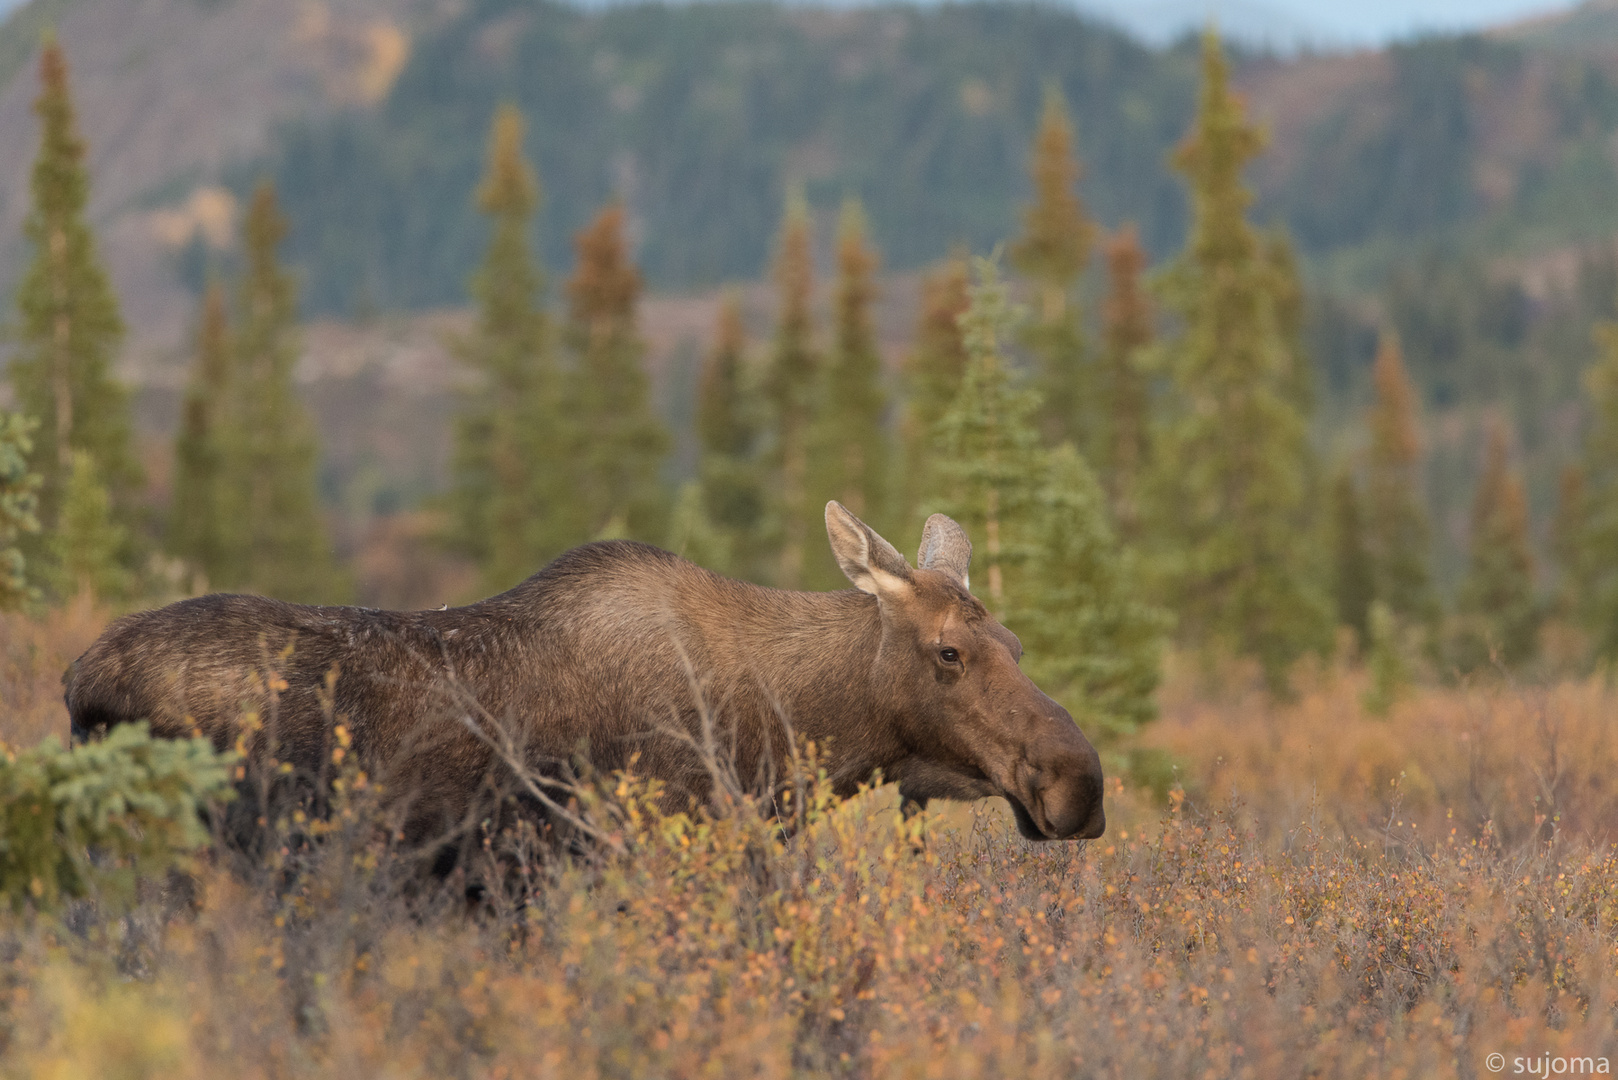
[1146,34,1330,690]
[15,17,1618,709]
[167,284,231,592]
[689,293,764,579]
[447,103,559,594]
[564,201,670,545]
[229,181,346,604]
[6,39,138,599]
[805,199,889,590]
[762,192,819,589]
[1011,88,1094,453]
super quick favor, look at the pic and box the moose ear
[917,513,972,588]
[825,501,911,596]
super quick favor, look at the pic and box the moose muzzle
[1010,707,1107,841]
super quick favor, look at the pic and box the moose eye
[939,647,960,665]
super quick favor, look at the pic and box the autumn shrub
[4,631,1618,1077]
[0,734,1612,1077]
[0,594,107,748]
[1146,661,1618,848]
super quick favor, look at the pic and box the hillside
[254,1,1201,315]
[6,2,1618,331]
[10,0,1618,595]
[0,0,429,354]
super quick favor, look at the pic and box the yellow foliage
[22,967,194,1080]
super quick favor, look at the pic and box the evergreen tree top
[958,256,1019,374]
[773,190,814,348]
[1370,333,1422,468]
[712,291,748,366]
[464,104,548,381]
[1174,32,1264,271]
[1470,420,1530,555]
[1102,224,1152,356]
[934,257,1042,618]
[767,189,818,412]
[479,103,539,220]
[833,199,879,367]
[568,202,640,332]
[29,41,92,237]
[1455,416,1539,668]
[194,283,231,393]
[697,293,753,458]
[911,256,970,375]
[240,181,296,331]
[11,36,137,542]
[1010,86,1093,289]
[904,255,971,448]
[937,258,1042,513]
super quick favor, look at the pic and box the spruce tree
[1151,32,1330,690]
[695,293,764,578]
[762,192,819,588]
[1263,230,1313,415]
[1568,317,1618,658]
[933,260,1167,734]
[1097,224,1153,538]
[1453,421,1539,672]
[0,413,41,610]
[1015,444,1170,739]
[564,201,670,542]
[1551,462,1587,623]
[1363,333,1438,632]
[168,283,233,591]
[7,40,139,566]
[1010,87,1094,448]
[449,104,561,590]
[666,481,730,572]
[47,449,128,601]
[932,259,1042,619]
[900,255,970,522]
[231,180,344,602]
[807,199,888,588]
[1330,467,1375,650]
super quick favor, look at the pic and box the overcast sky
[0,0,1587,49]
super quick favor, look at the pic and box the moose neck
[465,545,912,795]
[713,583,909,793]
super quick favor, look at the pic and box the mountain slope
[5,0,1618,352]
[257,1,1200,316]
[0,0,426,354]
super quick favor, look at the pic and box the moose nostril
[1044,765,1105,839]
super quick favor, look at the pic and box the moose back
[66,502,1105,845]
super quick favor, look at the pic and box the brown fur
[65,508,1104,846]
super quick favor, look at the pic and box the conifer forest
[5,2,1618,1076]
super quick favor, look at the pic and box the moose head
[824,501,1106,840]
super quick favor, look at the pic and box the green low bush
[0,724,235,912]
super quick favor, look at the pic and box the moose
[65,502,1105,850]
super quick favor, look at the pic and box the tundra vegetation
[3,25,1618,1080]
[6,606,1618,1076]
